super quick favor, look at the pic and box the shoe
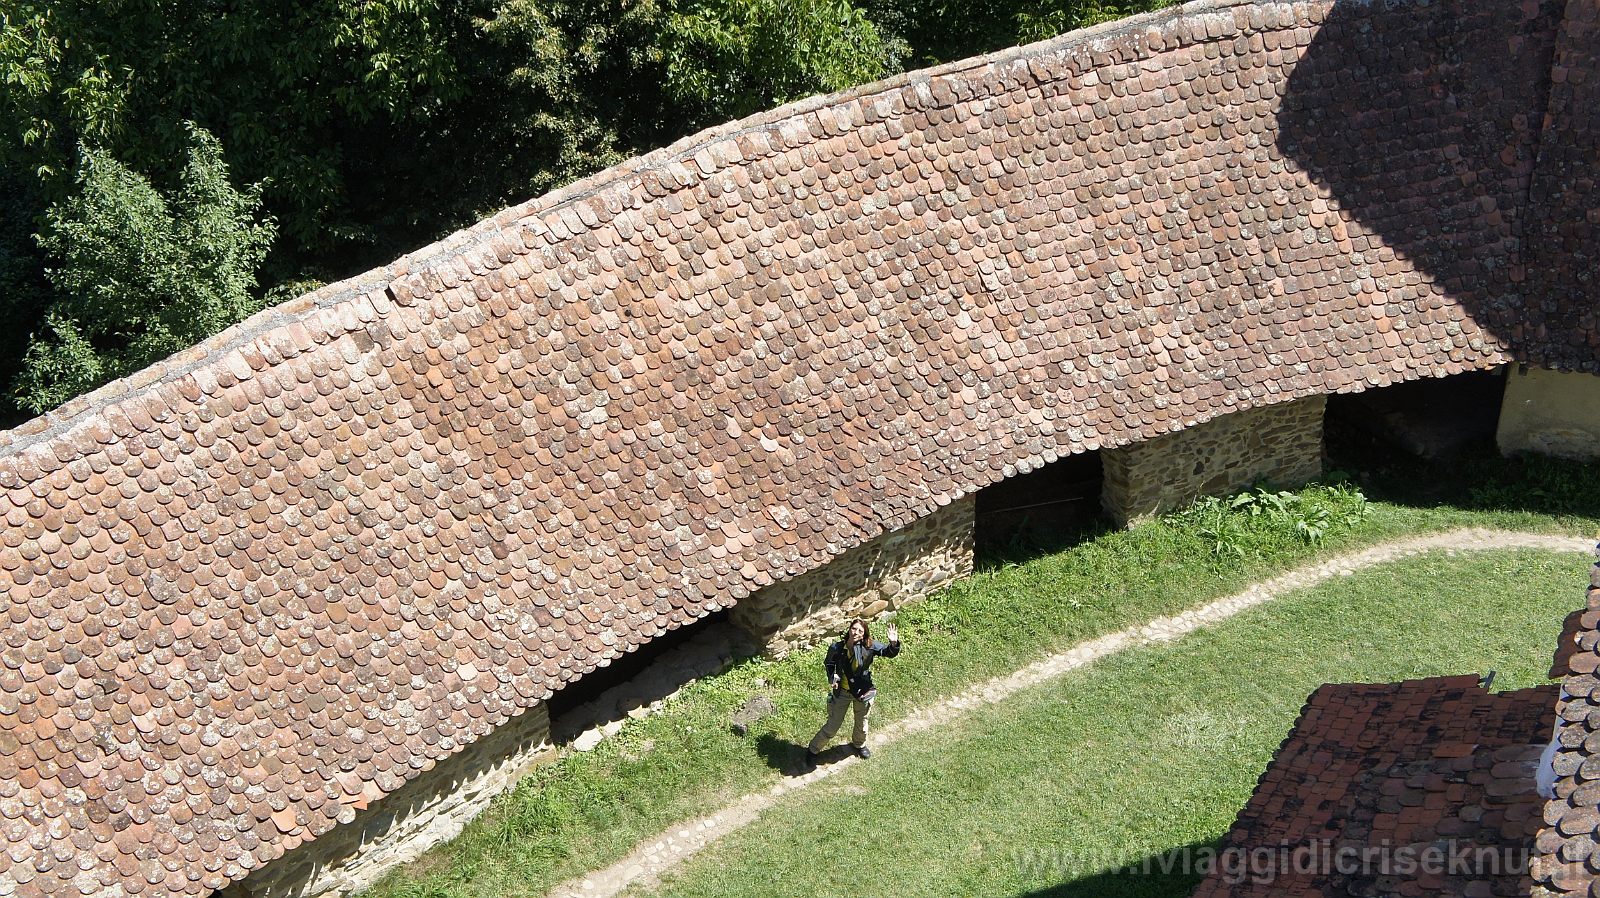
[855,744,872,759]
[802,750,818,772]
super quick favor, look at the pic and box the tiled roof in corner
[1532,546,1600,898]
[0,1,1592,898]
[1195,678,1558,898]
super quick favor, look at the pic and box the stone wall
[730,497,975,657]
[1101,397,1327,526]
[221,704,554,898]
[1496,364,1600,459]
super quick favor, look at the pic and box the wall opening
[974,450,1103,553]
[1324,368,1507,459]
[543,608,736,723]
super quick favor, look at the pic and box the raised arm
[878,623,901,658]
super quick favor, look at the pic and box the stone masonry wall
[1101,397,1327,526]
[221,703,554,898]
[731,497,975,657]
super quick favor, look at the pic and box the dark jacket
[824,637,900,700]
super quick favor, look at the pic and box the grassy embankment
[370,449,1599,898]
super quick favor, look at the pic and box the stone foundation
[731,497,975,658]
[220,703,554,898]
[1101,396,1326,526]
[1496,364,1600,459]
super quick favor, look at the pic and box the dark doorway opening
[543,608,733,722]
[974,449,1104,555]
[1324,368,1508,460]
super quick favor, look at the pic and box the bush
[15,125,274,414]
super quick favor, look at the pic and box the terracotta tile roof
[1195,678,1558,898]
[1280,0,1572,370]
[0,1,1593,897]
[1531,548,1600,898]
[1519,0,1600,369]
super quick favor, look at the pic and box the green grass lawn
[647,547,1585,898]
[369,452,1599,898]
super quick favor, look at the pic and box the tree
[860,0,1165,69]
[0,0,895,420]
[0,0,470,280]
[15,126,274,414]
[663,0,901,121]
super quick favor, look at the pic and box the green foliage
[12,312,102,414]
[1014,0,1163,45]
[0,4,126,183]
[0,0,897,287]
[15,126,274,413]
[865,0,1170,69]
[1330,429,1600,533]
[476,0,673,201]
[663,0,900,120]
[0,0,906,423]
[0,0,465,245]
[1463,453,1600,519]
[1174,482,1372,561]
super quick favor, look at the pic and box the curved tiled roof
[0,1,1595,897]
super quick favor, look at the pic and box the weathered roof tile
[0,0,1595,896]
[1197,679,1557,898]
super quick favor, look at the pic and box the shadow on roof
[1277,0,1596,370]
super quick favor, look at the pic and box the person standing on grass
[804,618,900,771]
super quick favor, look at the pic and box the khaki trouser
[809,690,872,752]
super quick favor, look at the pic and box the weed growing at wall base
[1173,481,1371,561]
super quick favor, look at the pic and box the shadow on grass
[973,404,1600,575]
[753,733,858,776]
[1323,416,1600,522]
[1012,841,1214,898]
[975,516,1116,572]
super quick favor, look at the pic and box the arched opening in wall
[974,449,1104,555]
[1323,368,1509,462]
[544,608,755,745]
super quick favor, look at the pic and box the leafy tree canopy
[16,125,274,414]
[663,0,904,120]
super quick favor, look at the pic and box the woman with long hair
[804,617,900,770]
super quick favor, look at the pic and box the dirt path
[549,528,1593,898]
